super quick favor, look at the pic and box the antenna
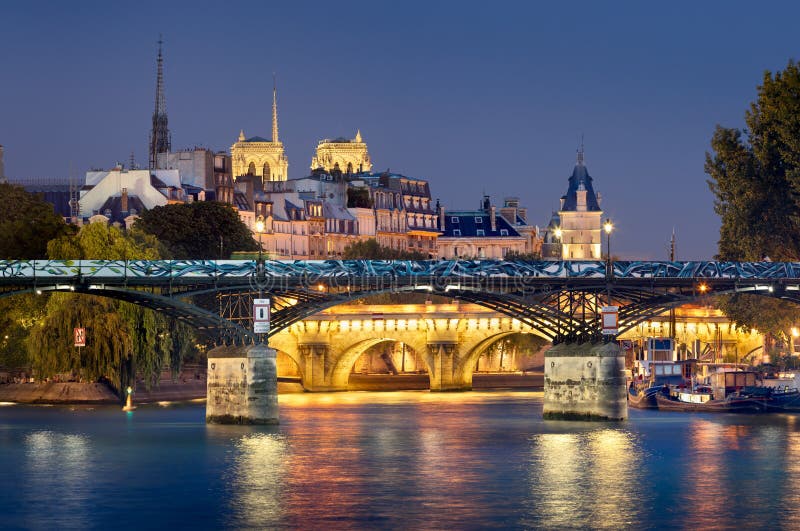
[69,161,80,222]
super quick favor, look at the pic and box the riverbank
[0,372,543,404]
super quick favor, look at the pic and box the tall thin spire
[576,134,585,166]
[272,73,279,143]
[149,35,171,169]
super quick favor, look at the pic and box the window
[451,217,459,223]
[500,229,509,236]
[475,217,483,223]
[476,229,485,236]
[453,229,461,236]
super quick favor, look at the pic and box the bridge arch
[331,336,431,389]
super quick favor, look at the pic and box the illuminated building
[311,130,372,174]
[230,84,288,184]
[543,145,604,260]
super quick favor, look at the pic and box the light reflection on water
[4,393,800,529]
[526,429,644,529]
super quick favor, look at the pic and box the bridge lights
[698,283,709,293]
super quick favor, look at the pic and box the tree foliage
[133,201,258,259]
[0,183,73,258]
[27,223,197,394]
[705,60,800,337]
[342,238,428,260]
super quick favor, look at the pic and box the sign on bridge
[601,306,618,335]
[253,299,270,334]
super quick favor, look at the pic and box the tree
[0,183,73,258]
[705,60,800,339]
[133,201,258,259]
[342,238,428,260]
[28,222,197,394]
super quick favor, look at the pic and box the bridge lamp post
[255,216,265,263]
[604,219,614,306]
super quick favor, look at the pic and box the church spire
[149,35,171,169]
[576,134,585,166]
[272,74,279,143]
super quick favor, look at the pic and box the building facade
[438,196,527,259]
[310,131,372,174]
[231,85,288,183]
[543,147,604,260]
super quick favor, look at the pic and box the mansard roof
[245,136,272,143]
[441,211,521,238]
[561,160,601,212]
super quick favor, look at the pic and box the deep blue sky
[1,0,798,260]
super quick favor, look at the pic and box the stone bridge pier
[206,343,279,424]
[543,342,627,421]
[268,303,544,392]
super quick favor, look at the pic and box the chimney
[121,188,128,213]
[490,205,497,232]
[437,199,445,230]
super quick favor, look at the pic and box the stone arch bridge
[269,302,546,392]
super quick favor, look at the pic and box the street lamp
[255,215,265,262]
[604,218,614,307]
[603,218,613,261]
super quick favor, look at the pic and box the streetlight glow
[255,216,265,234]
[554,227,562,239]
[604,219,614,234]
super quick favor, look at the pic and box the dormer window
[451,217,459,223]
[476,229,485,236]
[500,229,509,236]
[475,217,483,223]
[453,229,461,236]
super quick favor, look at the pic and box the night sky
[1,0,799,260]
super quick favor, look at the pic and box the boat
[654,389,767,413]
[628,385,661,409]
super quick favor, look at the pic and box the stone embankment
[0,373,540,404]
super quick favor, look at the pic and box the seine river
[2,391,800,530]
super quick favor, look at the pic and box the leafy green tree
[28,223,197,394]
[342,238,428,260]
[133,201,258,259]
[0,183,74,258]
[705,60,800,340]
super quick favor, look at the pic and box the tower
[230,77,289,182]
[555,144,603,260]
[311,130,372,174]
[149,36,171,169]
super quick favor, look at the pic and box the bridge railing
[1,260,800,285]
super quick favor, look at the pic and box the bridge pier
[427,343,472,391]
[300,343,347,392]
[543,342,627,421]
[206,343,279,424]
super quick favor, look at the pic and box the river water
[1,391,799,530]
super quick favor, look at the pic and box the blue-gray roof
[441,212,521,238]
[561,162,601,212]
[245,136,272,143]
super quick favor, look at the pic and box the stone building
[230,85,288,183]
[311,131,372,174]
[543,147,604,260]
[438,196,527,259]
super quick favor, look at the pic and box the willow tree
[27,223,196,394]
[706,60,800,349]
